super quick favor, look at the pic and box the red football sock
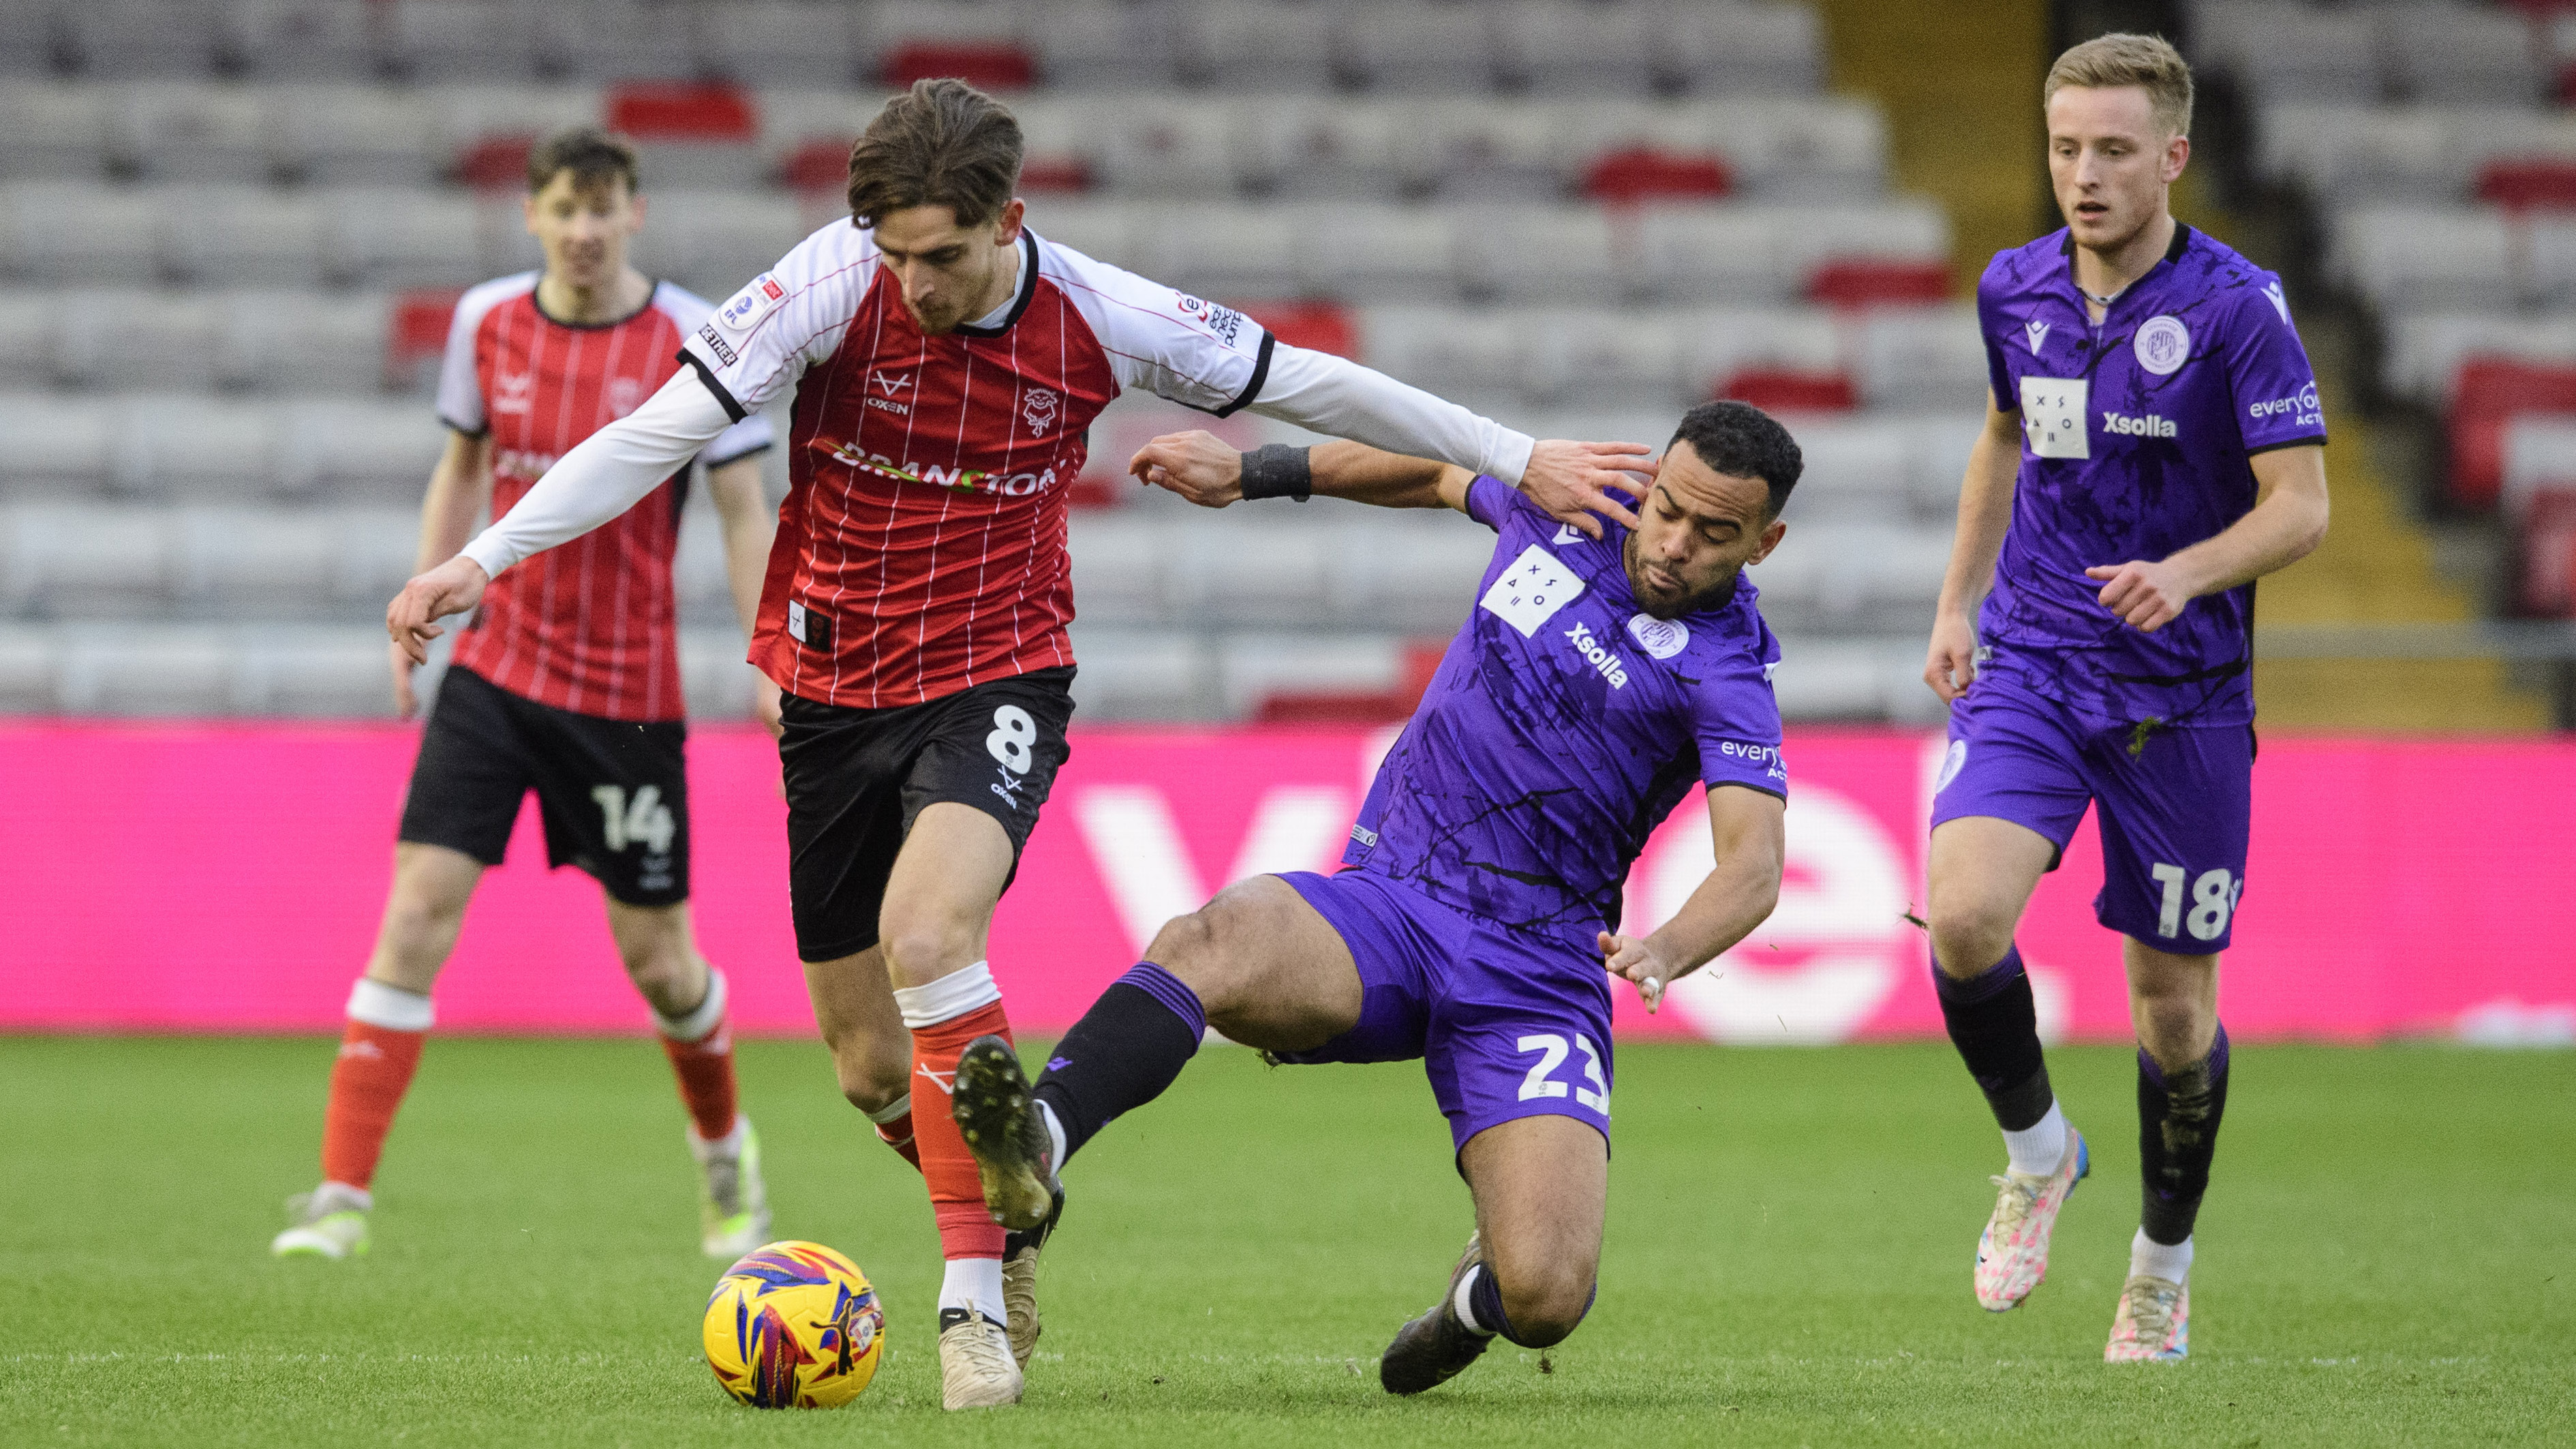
[654,968,740,1143]
[660,1020,739,1142]
[899,969,1013,1262]
[321,1019,425,1191]
[872,1104,923,1172]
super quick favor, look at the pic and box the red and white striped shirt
[678,226,1274,710]
[437,275,772,720]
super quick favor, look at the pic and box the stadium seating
[0,0,1976,720]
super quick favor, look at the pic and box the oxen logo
[1022,386,1061,434]
[871,370,913,396]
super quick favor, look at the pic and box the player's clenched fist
[2085,558,2195,632]
[1922,611,1981,703]
[1520,439,1655,538]
[1127,429,1243,507]
[386,555,491,665]
[1599,930,1676,1013]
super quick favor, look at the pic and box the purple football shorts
[1272,868,1614,1156]
[1931,677,2254,952]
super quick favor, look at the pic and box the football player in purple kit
[1919,34,2330,1362]
[943,401,1803,1395]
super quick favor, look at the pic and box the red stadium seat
[2516,490,2576,615]
[2476,158,2576,212]
[451,135,534,192]
[776,137,855,192]
[604,83,758,144]
[880,42,1035,91]
[1234,301,1358,359]
[387,288,466,391]
[1806,258,1952,309]
[1720,367,1857,414]
[1580,147,1733,205]
[2450,356,2576,510]
[1253,641,1446,724]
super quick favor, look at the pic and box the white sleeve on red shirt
[457,371,736,579]
[677,219,880,418]
[1040,234,1536,485]
[434,271,538,437]
[647,281,778,466]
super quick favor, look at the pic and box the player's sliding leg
[1383,1116,1607,1394]
[603,896,768,1259]
[2107,938,2224,1362]
[962,875,1364,1209]
[874,803,1030,1409]
[274,843,481,1259]
[804,944,923,1170]
[1927,817,2089,1311]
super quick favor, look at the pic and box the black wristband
[1238,444,1313,502]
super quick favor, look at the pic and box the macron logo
[2264,281,2292,325]
[2101,411,2178,438]
[2024,320,2050,355]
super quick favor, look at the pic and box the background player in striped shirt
[273,128,782,1264]
[386,80,1656,1409]
[1920,35,2330,1360]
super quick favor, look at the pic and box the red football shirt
[677,226,1276,710]
[437,275,773,720]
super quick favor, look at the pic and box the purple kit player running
[945,402,1801,1394]
[1920,35,2329,1362]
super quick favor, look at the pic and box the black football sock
[2138,1023,2231,1245]
[1463,1264,1592,1349]
[1030,962,1203,1163]
[1933,943,2055,1132]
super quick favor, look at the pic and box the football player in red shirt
[275,129,783,1264]
[389,82,1651,1408]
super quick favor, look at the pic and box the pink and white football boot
[1973,1126,2088,1311]
[2104,1275,2190,1361]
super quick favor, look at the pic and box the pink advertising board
[3,722,2572,1043]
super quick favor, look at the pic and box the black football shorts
[777,666,1075,962]
[398,664,691,907]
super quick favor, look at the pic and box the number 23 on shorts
[1516,1032,1610,1117]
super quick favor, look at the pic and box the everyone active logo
[2248,378,2322,428]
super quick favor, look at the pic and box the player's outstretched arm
[1925,397,2023,703]
[2085,443,2329,633]
[1128,430,1477,513]
[390,429,493,714]
[1600,784,1786,1012]
[388,373,737,662]
[707,455,783,735]
[1242,344,1651,536]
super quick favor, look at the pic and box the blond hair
[2045,32,2193,138]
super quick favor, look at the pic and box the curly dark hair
[1669,400,1803,519]
[845,78,1024,229]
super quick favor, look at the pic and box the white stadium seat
[59,630,241,715]
[1333,515,1490,632]
[1634,207,1788,301]
[703,4,865,89]
[1454,206,1626,305]
[277,87,440,188]
[2502,415,2576,523]
[221,290,395,395]
[430,84,604,178]
[1163,517,1340,626]
[114,395,284,500]
[679,630,760,721]
[1134,203,1305,300]
[0,293,52,389]
[1518,309,1682,406]
[0,85,110,181]
[226,0,379,83]
[1852,304,1989,411]
[638,190,808,299]
[164,187,328,286]
[1030,2,1180,90]
[1668,3,1826,97]
[172,505,343,613]
[1,504,179,615]
[1067,513,1171,626]
[2376,311,2576,406]
[1497,1,1657,97]
[1234,101,1411,201]
[1336,5,1499,95]
[242,628,402,717]
[322,189,482,288]
[1189,3,1338,91]
[382,1,540,83]
[0,182,163,284]
[0,395,116,496]
[1775,418,1912,523]
[110,82,273,183]
[1084,98,1238,198]
[2381,6,2542,107]
[279,400,447,500]
[59,0,224,80]
[1024,198,1133,266]
[1671,306,1846,400]
[2198,2,2382,105]
[547,1,699,83]
[0,626,59,712]
[1412,99,1569,203]
[1216,632,1402,718]
[1303,205,1460,303]
[2333,206,2516,313]
[51,289,227,392]
[1062,626,1218,721]
[1360,305,1530,406]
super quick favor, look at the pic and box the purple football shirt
[1342,477,1788,953]
[1977,223,2327,731]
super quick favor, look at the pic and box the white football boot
[1974,1125,2089,1310]
[2104,1275,2190,1361]
[938,1306,1024,1409]
[690,1117,772,1260]
[271,1183,371,1259]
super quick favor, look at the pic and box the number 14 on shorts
[2149,863,2240,943]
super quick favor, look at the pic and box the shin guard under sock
[653,969,739,1143]
[892,963,1012,1262]
[1933,944,2055,1132]
[320,979,432,1191]
[1030,962,1205,1163]
[867,1093,922,1172]
[2138,1024,2230,1245]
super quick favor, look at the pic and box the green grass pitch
[3,1036,2569,1446]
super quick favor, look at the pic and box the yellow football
[702,1240,885,1409]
